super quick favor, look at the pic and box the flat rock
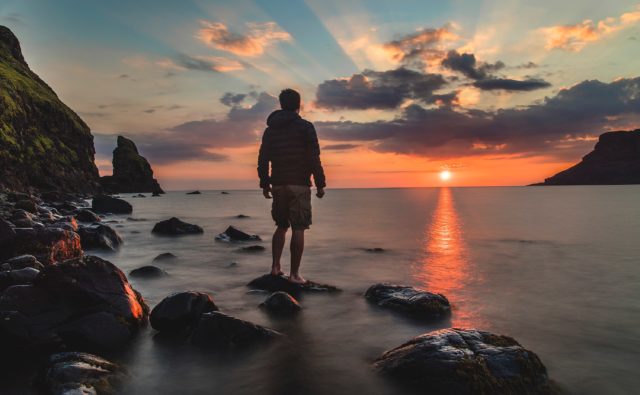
[259,291,301,315]
[374,328,554,395]
[186,190,201,195]
[92,195,133,214]
[150,291,218,334]
[42,352,127,395]
[215,225,261,242]
[190,311,281,349]
[365,283,450,319]
[129,265,167,278]
[152,217,203,236]
[248,274,340,295]
[78,223,123,251]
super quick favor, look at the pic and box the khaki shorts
[271,185,312,230]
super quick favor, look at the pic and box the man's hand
[263,186,272,199]
[316,187,325,198]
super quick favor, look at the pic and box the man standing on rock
[258,89,326,284]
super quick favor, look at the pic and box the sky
[1,0,640,189]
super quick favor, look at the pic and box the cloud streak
[197,21,291,56]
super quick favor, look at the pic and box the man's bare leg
[289,229,306,283]
[271,226,287,276]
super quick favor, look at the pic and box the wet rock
[153,252,178,262]
[129,265,167,278]
[247,274,340,295]
[152,191,161,197]
[190,311,281,349]
[236,214,250,218]
[15,199,38,213]
[91,195,133,214]
[0,267,40,291]
[75,209,101,223]
[126,217,146,222]
[221,191,229,194]
[365,283,450,319]
[186,190,201,195]
[0,218,16,246]
[215,225,261,242]
[374,328,553,395]
[42,352,127,395]
[150,291,218,334]
[13,227,82,265]
[365,247,386,253]
[78,223,123,251]
[7,192,31,202]
[152,217,203,236]
[132,193,146,198]
[3,254,44,270]
[259,291,301,315]
[239,245,265,252]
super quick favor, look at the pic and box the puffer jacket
[257,110,326,189]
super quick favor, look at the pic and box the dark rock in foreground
[374,328,554,395]
[13,226,82,265]
[2,254,44,271]
[215,225,261,242]
[152,217,203,236]
[129,265,167,278]
[365,283,450,319]
[92,195,133,214]
[153,252,178,262]
[260,291,301,315]
[248,274,340,295]
[151,291,218,334]
[190,311,281,349]
[535,129,640,185]
[78,223,123,251]
[42,352,126,395]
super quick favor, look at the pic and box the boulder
[13,227,82,265]
[152,217,203,236]
[78,223,123,251]
[0,267,40,291]
[75,209,101,223]
[150,291,218,334]
[374,328,553,395]
[259,291,301,315]
[129,265,167,278]
[91,195,133,214]
[247,274,340,295]
[15,199,37,213]
[152,252,178,262]
[186,190,201,195]
[3,254,44,270]
[42,352,127,395]
[190,311,281,349]
[0,218,15,248]
[215,225,261,242]
[365,283,450,319]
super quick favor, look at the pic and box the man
[258,89,326,284]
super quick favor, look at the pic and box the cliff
[100,135,164,194]
[0,26,100,193]
[536,129,640,185]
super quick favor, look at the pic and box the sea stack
[100,135,164,194]
[0,26,100,193]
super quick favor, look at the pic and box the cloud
[322,144,359,151]
[220,92,248,107]
[472,78,551,91]
[540,6,640,51]
[383,24,458,65]
[315,67,449,109]
[197,21,291,56]
[316,77,640,159]
[172,54,244,73]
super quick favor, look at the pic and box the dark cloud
[383,25,456,64]
[516,61,540,69]
[220,92,247,107]
[322,144,359,151]
[174,54,221,73]
[473,78,551,91]
[315,67,448,109]
[316,77,640,159]
[143,109,155,114]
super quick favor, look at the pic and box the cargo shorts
[271,185,312,230]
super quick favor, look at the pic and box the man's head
[279,89,301,112]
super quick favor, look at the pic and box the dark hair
[279,89,301,111]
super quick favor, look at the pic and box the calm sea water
[40,187,640,394]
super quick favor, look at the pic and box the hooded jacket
[258,110,326,189]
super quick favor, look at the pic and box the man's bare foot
[270,266,284,276]
[289,274,307,284]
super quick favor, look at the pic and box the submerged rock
[186,190,201,195]
[215,225,261,242]
[151,291,218,334]
[365,283,450,319]
[42,352,127,395]
[190,311,281,349]
[374,328,553,395]
[365,247,386,253]
[92,195,133,214]
[152,217,203,236]
[129,265,167,278]
[152,252,178,262]
[238,245,266,253]
[78,223,123,251]
[236,214,250,219]
[259,291,301,315]
[248,274,340,295]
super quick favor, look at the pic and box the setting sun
[440,170,452,181]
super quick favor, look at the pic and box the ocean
[60,187,639,394]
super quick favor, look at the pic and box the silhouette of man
[258,89,326,284]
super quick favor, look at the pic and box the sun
[439,170,452,181]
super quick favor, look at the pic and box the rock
[0,218,16,246]
[259,291,301,315]
[99,135,164,194]
[133,193,146,198]
[42,352,127,395]
[75,209,101,223]
[215,225,261,242]
[129,265,167,278]
[7,192,31,202]
[152,191,161,197]
[15,199,37,213]
[78,224,123,251]
[126,217,146,222]
[247,274,340,295]
[12,218,33,228]
[0,26,101,193]
[374,328,553,395]
[186,190,201,195]
[365,283,450,319]
[152,252,178,262]
[92,195,133,214]
[13,227,82,265]
[238,245,266,252]
[152,217,203,236]
[236,214,250,218]
[190,311,281,348]
[150,291,218,334]
[3,254,44,270]
[0,267,40,291]
[365,247,386,253]
[536,129,640,185]
[221,191,229,194]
